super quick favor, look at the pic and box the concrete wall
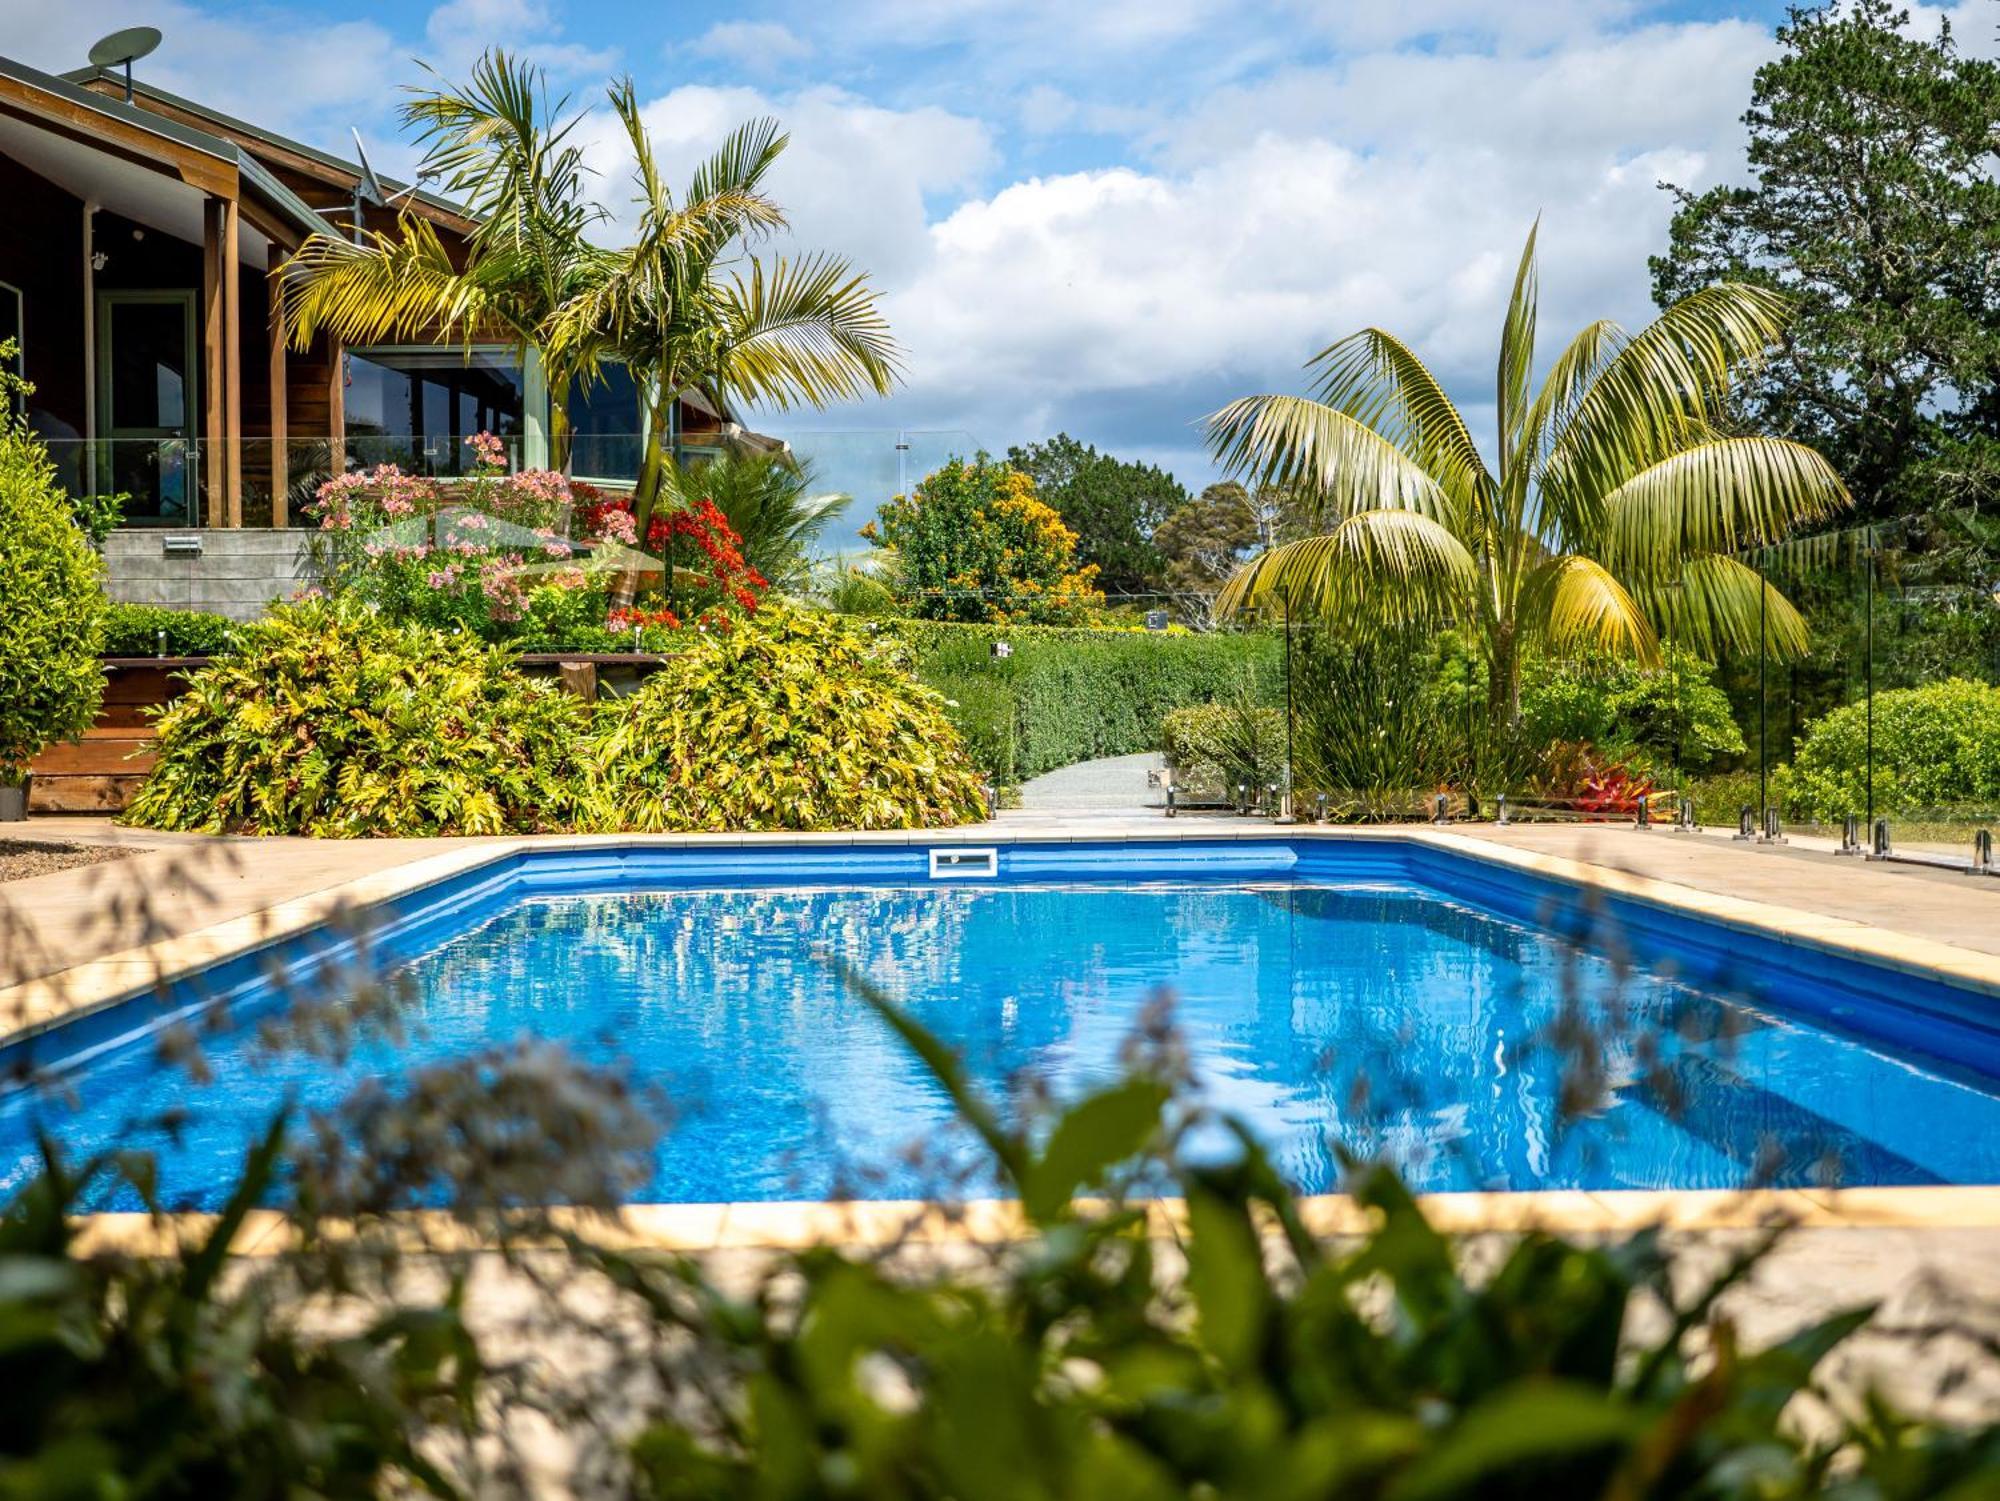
[103,528,315,621]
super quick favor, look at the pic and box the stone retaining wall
[103,528,313,621]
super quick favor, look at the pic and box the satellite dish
[348,128,389,210]
[87,26,161,103]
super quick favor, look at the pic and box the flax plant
[1209,225,1851,724]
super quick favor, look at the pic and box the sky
[4,0,1994,532]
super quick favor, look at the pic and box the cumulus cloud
[573,82,993,286]
[686,20,814,75]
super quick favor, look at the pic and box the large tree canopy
[1004,434,1188,596]
[1650,0,2000,520]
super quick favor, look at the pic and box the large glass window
[345,347,524,475]
[566,361,644,484]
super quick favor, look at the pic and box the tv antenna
[87,26,162,104]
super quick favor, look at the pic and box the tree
[542,90,898,554]
[1650,1,2000,520]
[281,50,609,467]
[861,456,1103,624]
[1208,226,1849,725]
[1003,434,1186,595]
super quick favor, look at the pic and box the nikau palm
[1209,226,1850,724]
[282,54,899,548]
[281,51,610,467]
[540,86,898,547]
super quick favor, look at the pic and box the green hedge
[1780,677,2000,820]
[885,619,1282,783]
[101,602,237,657]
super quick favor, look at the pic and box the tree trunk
[1485,621,1522,737]
[613,390,675,609]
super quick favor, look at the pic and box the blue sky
[4,0,1991,534]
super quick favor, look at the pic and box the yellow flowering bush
[863,456,1104,624]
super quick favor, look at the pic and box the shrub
[100,602,236,657]
[597,605,988,831]
[1291,628,1463,814]
[0,418,105,783]
[1161,701,1285,793]
[862,455,1103,624]
[890,619,1282,783]
[305,435,597,641]
[1781,677,2000,820]
[123,598,598,836]
[1521,646,1745,773]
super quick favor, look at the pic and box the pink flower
[467,431,508,471]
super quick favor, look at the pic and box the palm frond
[1307,328,1490,515]
[1598,436,1850,579]
[1529,554,1658,662]
[687,116,789,212]
[714,253,901,411]
[1495,220,1540,496]
[1204,395,1458,525]
[1643,553,1812,661]
[1214,508,1476,623]
[1540,281,1791,522]
[279,219,516,349]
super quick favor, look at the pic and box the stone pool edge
[64,1183,2000,1259]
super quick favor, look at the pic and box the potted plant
[0,347,107,818]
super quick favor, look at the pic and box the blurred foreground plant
[1,919,1996,1497]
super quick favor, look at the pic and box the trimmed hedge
[101,602,237,658]
[886,619,1282,783]
[1161,703,1286,794]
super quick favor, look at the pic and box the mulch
[0,838,140,885]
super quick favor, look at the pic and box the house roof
[61,65,474,230]
[0,53,327,241]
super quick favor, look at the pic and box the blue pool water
[5,848,2000,1207]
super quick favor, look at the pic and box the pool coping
[64,1183,2000,1258]
[8,823,2000,1241]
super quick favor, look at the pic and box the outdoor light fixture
[161,533,203,558]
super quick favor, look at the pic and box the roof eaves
[3,53,236,160]
[60,64,475,223]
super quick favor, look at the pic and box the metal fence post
[1734,806,1756,841]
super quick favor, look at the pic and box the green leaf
[1021,1078,1169,1225]
[1385,1382,1646,1501]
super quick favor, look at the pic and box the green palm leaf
[1214,508,1476,622]
[1599,437,1850,578]
[1205,395,1458,525]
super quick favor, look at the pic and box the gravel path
[1016,752,1167,813]
[0,838,139,885]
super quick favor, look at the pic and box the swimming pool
[4,837,1998,1207]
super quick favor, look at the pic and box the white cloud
[820,17,1774,474]
[575,82,994,285]
[686,20,813,75]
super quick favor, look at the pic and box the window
[345,347,524,475]
[567,361,644,484]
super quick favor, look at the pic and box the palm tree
[659,449,851,592]
[540,84,899,549]
[279,51,610,466]
[1208,225,1850,726]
